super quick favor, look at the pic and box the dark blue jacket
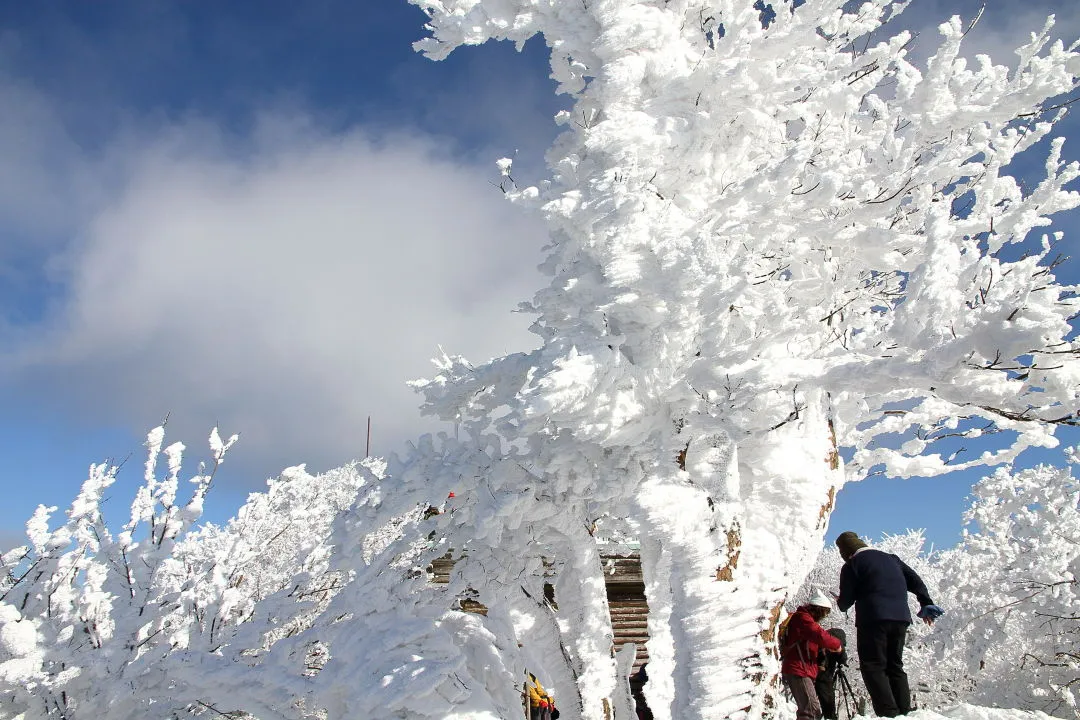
[837,548,934,626]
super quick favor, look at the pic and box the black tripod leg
[837,671,854,720]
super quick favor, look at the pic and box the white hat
[808,589,832,610]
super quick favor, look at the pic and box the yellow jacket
[527,674,553,708]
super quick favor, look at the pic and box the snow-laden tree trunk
[638,532,676,716]
[632,392,842,719]
[548,519,620,718]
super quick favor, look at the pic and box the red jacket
[780,606,842,679]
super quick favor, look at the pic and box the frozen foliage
[0,427,235,718]
[0,427,379,720]
[935,451,1080,716]
[0,429,570,720]
[403,0,1080,717]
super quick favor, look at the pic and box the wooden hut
[430,552,650,670]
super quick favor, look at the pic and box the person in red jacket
[782,590,843,720]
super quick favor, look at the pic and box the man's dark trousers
[815,673,838,720]
[857,620,911,717]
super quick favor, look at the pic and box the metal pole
[366,416,371,458]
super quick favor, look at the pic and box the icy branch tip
[208,427,240,460]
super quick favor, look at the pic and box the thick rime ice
[2,438,1076,720]
[936,454,1080,715]
[401,0,1078,717]
[2,0,1080,718]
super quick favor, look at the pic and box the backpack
[777,613,794,651]
[777,613,811,665]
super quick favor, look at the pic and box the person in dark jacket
[629,663,652,720]
[814,628,847,720]
[835,531,944,717]
[782,590,843,720]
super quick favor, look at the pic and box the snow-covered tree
[934,448,1080,716]
[394,0,1080,717]
[0,427,238,718]
[0,427,383,720]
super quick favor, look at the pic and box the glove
[917,605,944,621]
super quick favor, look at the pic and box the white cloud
[4,114,548,481]
[0,73,94,253]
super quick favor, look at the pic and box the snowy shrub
[0,429,568,720]
[0,427,238,718]
[0,427,382,720]
[935,450,1080,716]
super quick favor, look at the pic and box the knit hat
[835,531,868,561]
[808,589,832,610]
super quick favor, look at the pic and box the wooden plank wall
[602,554,649,672]
[429,552,650,670]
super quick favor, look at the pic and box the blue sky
[0,0,1077,554]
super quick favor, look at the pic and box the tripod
[835,666,861,720]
